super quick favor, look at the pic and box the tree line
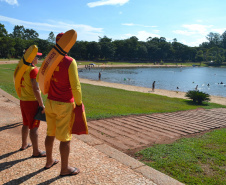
[1,23,226,64]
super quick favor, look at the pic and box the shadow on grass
[184,100,209,106]
[0,122,22,132]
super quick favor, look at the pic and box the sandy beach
[1,60,226,105]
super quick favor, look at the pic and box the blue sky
[0,0,226,46]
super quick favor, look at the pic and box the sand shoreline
[1,60,226,105]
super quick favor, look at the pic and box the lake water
[78,66,226,97]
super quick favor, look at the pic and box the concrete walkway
[0,89,183,185]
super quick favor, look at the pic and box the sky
[0,0,226,46]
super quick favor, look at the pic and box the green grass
[0,63,226,120]
[137,129,226,185]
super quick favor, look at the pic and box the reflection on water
[78,67,226,97]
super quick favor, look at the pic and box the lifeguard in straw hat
[44,32,82,176]
[19,49,46,157]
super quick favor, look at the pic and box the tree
[24,29,39,40]
[195,50,204,64]
[87,41,101,60]
[35,38,51,57]
[206,32,221,47]
[70,41,88,60]
[47,31,55,44]
[99,36,115,60]
[137,43,148,60]
[13,38,26,57]
[99,36,112,43]
[146,42,158,61]
[207,47,225,64]
[113,40,127,61]
[0,23,8,37]
[11,25,25,39]
[124,36,139,60]
[0,37,15,58]
[221,31,226,49]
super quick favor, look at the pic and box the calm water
[78,67,226,97]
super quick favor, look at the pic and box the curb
[75,134,184,185]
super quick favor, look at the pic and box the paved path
[87,108,226,153]
[0,89,183,185]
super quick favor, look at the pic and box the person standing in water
[99,72,101,80]
[152,81,156,92]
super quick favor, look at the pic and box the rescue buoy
[14,45,38,97]
[38,29,77,94]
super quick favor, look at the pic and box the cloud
[122,23,157,28]
[180,37,208,47]
[173,30,196,36]
[211,28,226,34]
[87,0,129,8]
[0,0,18,5]
[173,24,213,36]
[0,15,103,41]
[122,31,160,41]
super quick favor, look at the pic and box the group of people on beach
[18,32,82,176]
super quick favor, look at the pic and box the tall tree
[221,31,226,49]
[87,41,101,60]
[207,47,225,64]
[24,29,39,40]
[99,36,115,60]
[0,23,8,37]
[206,32,221,47]
[11,25,25,39]
[47,31,55,44]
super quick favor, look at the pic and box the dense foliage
[1,23,226,64]
[185,90,210,104]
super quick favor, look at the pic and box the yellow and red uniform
[45,56,82,141]
[20,65,40,129]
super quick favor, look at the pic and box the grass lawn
[137,129,226,185]
[0,63,226,120]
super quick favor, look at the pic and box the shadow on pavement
[0,149,20,160]
[3,168,45,185]
[37,175,64,185]
[0,122,22,132]
[0,157,30,172]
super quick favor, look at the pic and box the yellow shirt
[20,66,38,101]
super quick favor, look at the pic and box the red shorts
[20,100,40,129]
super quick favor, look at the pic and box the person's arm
[68,59,82,106]
[31,79,45,113]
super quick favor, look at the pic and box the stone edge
[74,135,184,185]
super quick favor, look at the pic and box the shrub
[185,90,210,104]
